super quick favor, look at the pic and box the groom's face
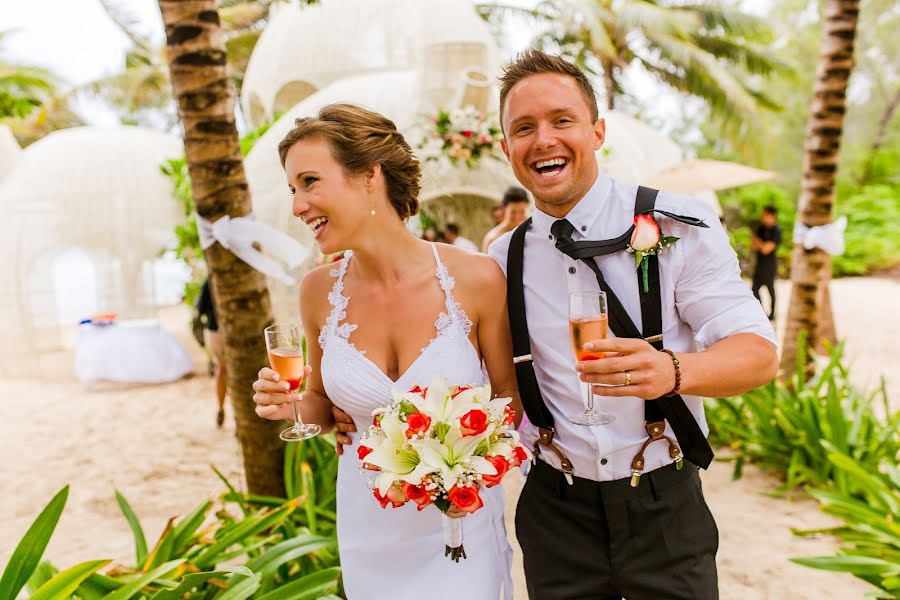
[501,73,605,218]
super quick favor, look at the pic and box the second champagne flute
[264,323,321,442]
[569,291,615,426]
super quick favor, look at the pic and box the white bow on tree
[196,213,310,284]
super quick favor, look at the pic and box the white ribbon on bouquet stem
[196,213,310,285]
[442,513,463,550]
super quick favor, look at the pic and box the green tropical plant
[705,335,900,494]
[792,451,900,597]
[1,437,343,599]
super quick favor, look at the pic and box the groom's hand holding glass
[575,338,679,399]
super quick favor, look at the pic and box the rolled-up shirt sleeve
[671,203,777,349]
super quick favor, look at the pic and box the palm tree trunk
[601,59,616,111]
[158,0,285,496]
[780,0,860,379]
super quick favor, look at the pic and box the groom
[334,50,777,598]
[487,50,777,599]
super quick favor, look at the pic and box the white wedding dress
[319,244,513,600]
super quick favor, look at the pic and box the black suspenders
[506,187,714,485]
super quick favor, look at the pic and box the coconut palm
[780,0,862,378]
[90,0,277,128]
[480,0,787,126]
[157,0,285,496]
[0,31,58,119]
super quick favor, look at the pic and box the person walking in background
[443,222,479,252]
[751,205,781,320]
[196,278,227,427]
[483,185,531,252]
[491,204,505,227]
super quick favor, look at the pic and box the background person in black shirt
[196,278,227,427]
[751,205,782,320]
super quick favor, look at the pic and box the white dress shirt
[489,172,776,482]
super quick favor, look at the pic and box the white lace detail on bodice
[317,251,363,354]
[434,257,473,337]
[319,245,472,361]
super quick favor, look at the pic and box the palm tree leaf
[693,36,792,76]
[98,0,153,55]
[617,1,701,39]
[219,3,268,31]
[644,32,759,117]
[676,3,772,38]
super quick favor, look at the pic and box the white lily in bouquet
[357,375,530,561]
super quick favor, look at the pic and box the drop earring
[369,198,375,216]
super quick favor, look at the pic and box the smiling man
[489,49,778,599]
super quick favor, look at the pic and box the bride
[252,103,520,599]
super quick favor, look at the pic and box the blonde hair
[278,103,421,220]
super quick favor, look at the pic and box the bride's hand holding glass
[252,365,312,421]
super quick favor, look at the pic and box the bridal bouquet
[357,375,529,561]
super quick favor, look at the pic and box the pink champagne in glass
[264,323,320,442]
[568,292,614,426]
[268,348,305,392]
[569,315,609,361]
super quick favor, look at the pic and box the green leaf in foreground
[29,559,111,600]
[0,485,69,600]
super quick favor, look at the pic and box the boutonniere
[627,214,679,293]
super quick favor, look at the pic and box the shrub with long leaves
[705,336,900,495]
[792,449,900,598]
[0,439,344,599]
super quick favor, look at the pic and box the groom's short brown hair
[499,49,599,128]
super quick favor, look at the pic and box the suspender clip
[535,427,576,486]
[513,354,533,364]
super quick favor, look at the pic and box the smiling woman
[276,103,421,255]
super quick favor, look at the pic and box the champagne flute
[264,323,321,442]
[569,291,615,426]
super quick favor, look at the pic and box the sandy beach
[2,277,898,598]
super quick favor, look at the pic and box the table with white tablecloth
[75,319,194,384]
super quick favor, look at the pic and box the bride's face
[284,136,369,255]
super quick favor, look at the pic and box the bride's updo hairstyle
[278,103,421,220]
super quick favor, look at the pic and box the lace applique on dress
[318,253,362,353]
[433,252,473,337]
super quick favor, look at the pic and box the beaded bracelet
[660,349,681,397]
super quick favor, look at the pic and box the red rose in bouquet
[405,412,432,439]
[357,445,373,461]
[447,485,484,514]
[480,455,510,488]
[459,409,488,436]
[403,482,434,511]
[375,485,409,508]
[511,446,528,467]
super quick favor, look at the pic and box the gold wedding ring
[624,370,632,386]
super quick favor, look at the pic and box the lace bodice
[318,243,482,418]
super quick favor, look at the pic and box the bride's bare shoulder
[435,243,505,293]
[299,261,343,314]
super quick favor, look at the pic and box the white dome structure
[0,126,184,367]
[598,111,683,184]
[240,0,500,127]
